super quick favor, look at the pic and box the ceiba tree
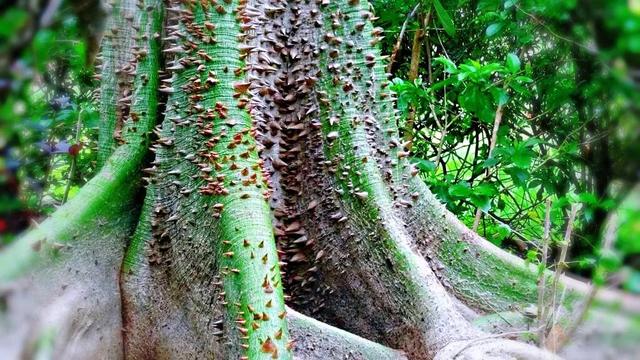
[1,0,638,359]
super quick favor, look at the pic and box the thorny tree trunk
[1,0,639,359]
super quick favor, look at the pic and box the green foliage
[0,9,29,38]
[375,0,640,291]
[432,0,456,37]
[0,2,99,246]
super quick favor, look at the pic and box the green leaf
[528,179,542,189]
[449,182,472,197]
[505,53,521,73]
[522,137,541,147]
[458,86,478,112]
[577,257,597,269]
[509,80,529,95]
[485,22,503,37]
[0,8,28,38]
[482,156,499,168]
[458,86,494,123]
[82,108,100,128]
[505,167,529,187]
[459,63,478,74]
[429,76,457,91]
[411,157,436,172]
[515,75,533,83]
[618,209,640,254]
[492,145,514,160]
[470,195,491,212]
[491,87,509,106]
[489,223,511,246]
[477,0,501,11]
[434,56,458,74]
[577,192,598,205]
[512,146,534,168]
[478,62,504,78]
[473,183,498,197]
[598,249,622,272]
[433,0,456,37]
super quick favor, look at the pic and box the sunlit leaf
[449,182,472,197]
[0,9,28,38]
[505,53,521,73]
[485,22,503,37]
[433,0,456,37]
[411,157,436,172]
[434,56,458,73]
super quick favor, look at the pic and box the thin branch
[537,199,552,347]
[434,19,450,59]
[424,13,433,84]
[473,103,504,231]
[451,328,544,359]
[62,110,83,204]
[557,214,618,350]
[514,4,598,56]
[404,9,432,150]
[387,2,421,73]
[545,204,580,350]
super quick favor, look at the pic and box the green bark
[309,0,478,355]
[97,0,134,167]
[139,1,291,358]
[0,147,140,282]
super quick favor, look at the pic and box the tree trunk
[1,0,639,359]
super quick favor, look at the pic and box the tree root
[0,145,144,282]
[435,338,561,360]
[406,178,640,314]
[0,211,131,359]
[288,308,407,360]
